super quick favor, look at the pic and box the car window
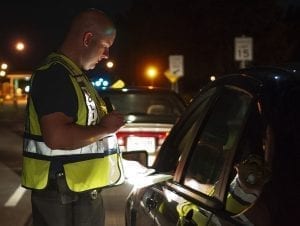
[102,92,184,117]
[224,102,265,214]
[182,88,252,198]
[155,87,217,172]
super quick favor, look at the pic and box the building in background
[0,72,31,105]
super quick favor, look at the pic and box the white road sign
[234,37,253,61]
[169,55,184,77]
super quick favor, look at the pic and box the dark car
[97,87,186,166]
[124,66,299,226]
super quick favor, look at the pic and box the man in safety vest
[21,8,125,226]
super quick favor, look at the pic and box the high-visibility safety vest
[21,53,124,192]
[226,175,258,214]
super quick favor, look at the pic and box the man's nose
[102,48,109,59]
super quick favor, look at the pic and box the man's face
[83,32,116,71]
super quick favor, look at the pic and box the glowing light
[102,80,109,86]
[1,63,8,70]
[0,70,6,77]
[210,75,216,81]
[92,77,109,88]
[16,42,25,51]
[146,66,158,79]
[106,61,114,68]
[127,115,136,122]
[24,85,30,93]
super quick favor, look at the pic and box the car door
[132,87,219,225]
[143,83,258,225]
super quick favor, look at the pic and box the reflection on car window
[183,88,252,197]
[225,104,265,214]
[175,88,218,153]
[154,88,217,173]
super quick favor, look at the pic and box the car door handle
[145,197,157,210]
[179,209,197,226]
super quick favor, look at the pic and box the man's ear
[83,32,93,47]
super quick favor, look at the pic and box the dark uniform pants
[31,189,105,226]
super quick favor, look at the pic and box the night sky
[1,0,300,94]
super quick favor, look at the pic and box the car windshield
[100,92,185,118]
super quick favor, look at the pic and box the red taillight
[117,137,125,146]
[158,132,169,146]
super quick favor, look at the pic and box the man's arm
[40,111,124,150]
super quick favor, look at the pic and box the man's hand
[98,111,125,134]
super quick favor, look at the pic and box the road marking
[4,185,27,207]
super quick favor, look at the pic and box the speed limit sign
[234,37,253,61]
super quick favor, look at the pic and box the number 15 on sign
[234,37,253,61]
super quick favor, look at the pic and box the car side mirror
[122,150,149,167]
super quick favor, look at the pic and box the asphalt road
[0,101,32,226]
[0,101,133,226]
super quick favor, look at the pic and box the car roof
[240,64,300,83]
[199,65,300,101]
[220,65,299,83]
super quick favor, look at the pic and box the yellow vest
[21,53,124,192]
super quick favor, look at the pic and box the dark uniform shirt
[31,63,78,121]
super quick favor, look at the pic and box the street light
[1,63,8,70]
[0,70,6,77]
[106,60,114,69]
[0,63,8,77]
[15,41,25,52]
[210,75,216,81]
[145,66,158,86]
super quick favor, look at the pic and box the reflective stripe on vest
[21,53,124,191]
[225,175,258,214]
[24,135,118,156]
